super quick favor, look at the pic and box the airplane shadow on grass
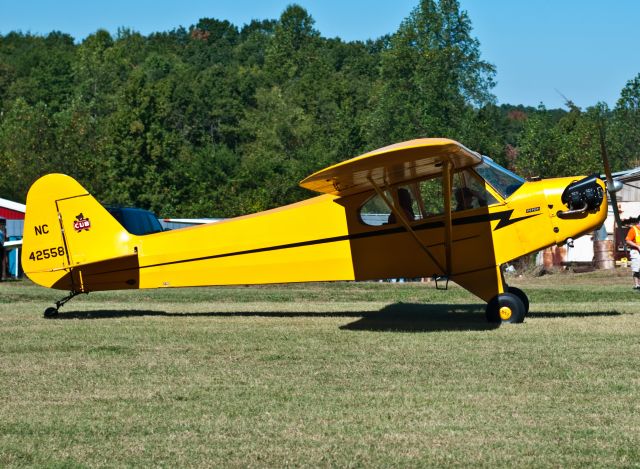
[341,305,621,332]
[49,303,622,333]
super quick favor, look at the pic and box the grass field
[1,271,639,467]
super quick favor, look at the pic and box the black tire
[507,286,529,315]
[43,307,58,318]
[485,292,526,324]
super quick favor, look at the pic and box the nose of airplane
[557,175,605,218]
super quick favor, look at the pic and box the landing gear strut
[43,290,84,318]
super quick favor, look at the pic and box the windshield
[474,157,525,199]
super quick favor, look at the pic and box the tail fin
[22,174,139,292]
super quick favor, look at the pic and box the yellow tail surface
[22,174,139,291]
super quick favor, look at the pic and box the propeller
[598,117,626,251]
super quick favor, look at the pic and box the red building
[1,197,26,278]
[0,197,26,220]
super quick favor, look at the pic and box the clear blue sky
[1,0,639,110]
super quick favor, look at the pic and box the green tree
[185,18,239,68]
[366,0,495,147]
[515,105,561,177]
[264,5,320,84]
[0,99,55,200]
[236,86,314,213]
[612,74,640,170]
[517,102,604,178]
[0,32,75,112]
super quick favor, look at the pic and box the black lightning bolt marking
[491,209,540,230]
[452,209,540,231]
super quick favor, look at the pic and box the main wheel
[485,292,526,324]
[43,307,58,318]
[507,286,529,315]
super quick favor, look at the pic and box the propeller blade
[599,119,624,228]
[598,115,628,264]
[600,122,614,186]
[610,190,623,227]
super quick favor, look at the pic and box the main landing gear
[485,287,529,324]
[43,290,84,318]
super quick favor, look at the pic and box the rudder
[22,174,139,291]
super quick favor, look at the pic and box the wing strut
[367,175,447,275]
[442,160,453,276]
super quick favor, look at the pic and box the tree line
[1,0,639,218]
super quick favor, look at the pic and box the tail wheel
[486,292,526,324]
[507,286,529,315]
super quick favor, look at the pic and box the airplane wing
[299,138,482,196]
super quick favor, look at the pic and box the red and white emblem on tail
[73,213,91,232]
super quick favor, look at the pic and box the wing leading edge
[299,138,482,196]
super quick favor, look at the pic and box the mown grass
[1,271,639,467]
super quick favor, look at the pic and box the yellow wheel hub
[499,306,513,321]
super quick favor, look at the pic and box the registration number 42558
[29,246,65,261]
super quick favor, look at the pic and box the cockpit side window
[417,177,444,218]
[360,189,393,226]
[359,176,444,226]
[387,186,416,224]
[451,170,499,211]
[359,187,420,226]
[358,169,499,226]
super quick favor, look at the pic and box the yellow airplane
[21,138,607,323]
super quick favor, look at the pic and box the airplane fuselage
[23,172,606,303]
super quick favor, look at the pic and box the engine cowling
[558,175,604,217]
